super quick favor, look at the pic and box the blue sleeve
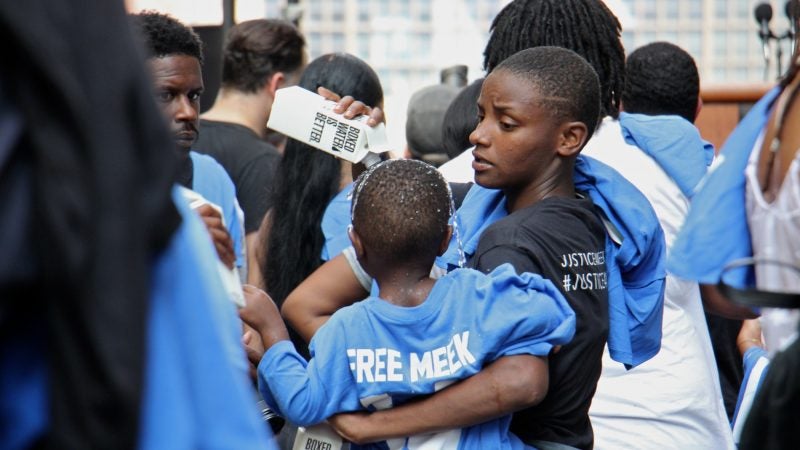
[476,264,576,359]
[0,332,48,450]
[190,151,245,268]
[320,184,354,261]
[258,323,362,427]
[731,347,770,433]
[667,88,779,286]
[226,194,245,269]
[437,185,507,270]
[575,155,666,368]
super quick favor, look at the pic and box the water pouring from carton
[267,86,389,167]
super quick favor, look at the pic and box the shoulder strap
[718,258,800,309]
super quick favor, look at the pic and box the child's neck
[374,265,437,308]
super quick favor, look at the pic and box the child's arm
[239,285,359,426]
[239,284,290,352]
[329,265,574,445]
[246,211,271,288]
[731,319,770,443]
[281,253,369,342]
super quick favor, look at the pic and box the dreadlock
[483,0,625,118]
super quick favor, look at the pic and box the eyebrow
[487,99,519,114]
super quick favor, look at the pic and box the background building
[132,0,797,150]
[622,0,796,84]
[243,0,512,150]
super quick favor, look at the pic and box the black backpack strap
[717,258,800,309]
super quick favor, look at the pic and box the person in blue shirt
[274,44,666,449]
[668,48,800,450]
[132,11,245,271]
[240,159,576,449]
[248,53,384,360]
[0,1,274,447]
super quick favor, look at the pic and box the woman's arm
[278,87,382,340]
[700,283,760,320]
[328,354,548,445]
[281,253,369,342]
[246,211,272,288]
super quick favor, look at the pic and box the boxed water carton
[267,86,390,166]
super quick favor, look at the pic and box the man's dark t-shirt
[470,195,609,450]
[194,119,281,233]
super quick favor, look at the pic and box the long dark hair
[263,53,383,312]
[483,0,625,119]
[442,78,484,159]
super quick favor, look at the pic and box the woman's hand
[317,86,384,126]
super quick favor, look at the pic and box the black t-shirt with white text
[470,195,609,450]
[194,119,280,233]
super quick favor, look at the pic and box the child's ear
[437,225,453,256]
[348,225,365,258]
[556,121,589,157]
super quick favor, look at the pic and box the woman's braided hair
[483,0,625,119]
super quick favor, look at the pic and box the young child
[240,158,576,449]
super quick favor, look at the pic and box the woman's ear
[556,121,589,157]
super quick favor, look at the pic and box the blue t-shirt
[190,151,245,268]
[0,188,274,449]
[320,183,354,261]
[138,188,271,449]
[258,264,575,450]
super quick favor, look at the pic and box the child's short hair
[352,159,451,262]
[623,42,699,123]
[495,46,601,137]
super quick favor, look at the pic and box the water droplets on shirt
[448,194,467,268]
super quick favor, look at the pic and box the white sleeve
[342,246,372,291]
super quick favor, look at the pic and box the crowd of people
[0,0,798,449]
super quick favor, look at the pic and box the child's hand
[242,325,264,381]
[239,285,290,351]
[317,86,384,126]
